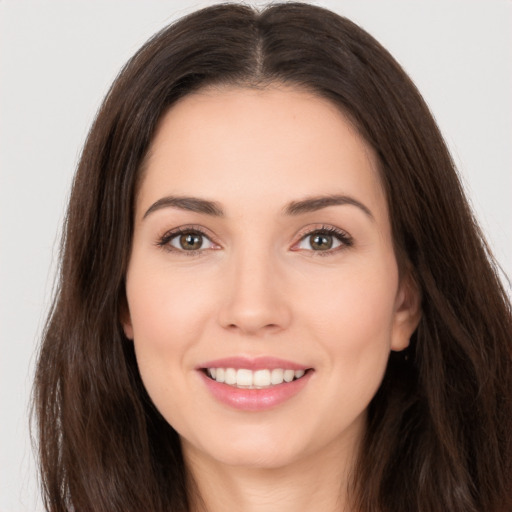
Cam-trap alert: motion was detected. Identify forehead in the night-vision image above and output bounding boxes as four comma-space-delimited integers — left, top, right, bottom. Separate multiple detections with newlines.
138, 85, 388, 221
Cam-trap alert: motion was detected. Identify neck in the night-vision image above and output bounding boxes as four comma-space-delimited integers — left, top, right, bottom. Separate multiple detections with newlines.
183, 434, 360, 512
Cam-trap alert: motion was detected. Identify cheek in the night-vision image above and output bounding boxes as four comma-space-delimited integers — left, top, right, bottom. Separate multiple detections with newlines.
126, 265, 212, 347
296, 257, 399, 402
296, 262, 399, 429
303, 260, 398, 337
124, 268, 212, 426
124, 265, 214, 401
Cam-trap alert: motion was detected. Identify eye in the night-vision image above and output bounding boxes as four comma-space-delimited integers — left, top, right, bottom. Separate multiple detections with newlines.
157, 228, 218, 253
294, 227, 353, 253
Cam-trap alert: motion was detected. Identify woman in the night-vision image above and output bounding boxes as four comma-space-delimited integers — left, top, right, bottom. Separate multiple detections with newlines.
33, 3, 512, 511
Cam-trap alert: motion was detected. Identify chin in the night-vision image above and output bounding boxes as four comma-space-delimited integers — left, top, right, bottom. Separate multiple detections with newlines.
183, 427, 308, 470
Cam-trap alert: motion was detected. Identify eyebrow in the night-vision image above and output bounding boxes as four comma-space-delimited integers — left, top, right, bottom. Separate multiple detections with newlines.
143, 196, 224, 219
284, 194, 374, 220
143, 193, 374, 220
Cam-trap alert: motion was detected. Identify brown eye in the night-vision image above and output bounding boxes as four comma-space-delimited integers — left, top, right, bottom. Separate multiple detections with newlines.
179, 233, 203, 250
294, 228, 352, 253
166, 231, 215, 252
309, 234, 333, 250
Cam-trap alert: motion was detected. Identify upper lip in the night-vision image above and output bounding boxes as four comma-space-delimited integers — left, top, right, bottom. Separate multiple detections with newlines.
197, 356, 310, 371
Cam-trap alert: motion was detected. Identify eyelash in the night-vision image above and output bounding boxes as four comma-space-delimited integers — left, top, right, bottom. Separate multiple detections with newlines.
156, 224, 353, 256
293, 225, 353, 256
156, 225, 218, 256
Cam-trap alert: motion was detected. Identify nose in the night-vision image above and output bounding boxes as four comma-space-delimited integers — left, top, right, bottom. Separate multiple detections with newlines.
217, 248, 292, 336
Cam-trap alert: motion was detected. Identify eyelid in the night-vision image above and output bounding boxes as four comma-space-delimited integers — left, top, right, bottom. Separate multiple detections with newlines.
290, 224, 353, 253
156, 224, 222, 254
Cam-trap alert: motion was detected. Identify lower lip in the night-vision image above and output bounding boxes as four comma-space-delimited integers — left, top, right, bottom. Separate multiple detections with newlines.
199, 370, 313, 411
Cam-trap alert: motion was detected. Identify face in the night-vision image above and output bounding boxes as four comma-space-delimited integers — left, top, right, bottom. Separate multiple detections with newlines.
123, 85, 420, 471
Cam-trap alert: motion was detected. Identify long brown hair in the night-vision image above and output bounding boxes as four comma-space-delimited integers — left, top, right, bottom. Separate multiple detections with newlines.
33, 3, 512, 511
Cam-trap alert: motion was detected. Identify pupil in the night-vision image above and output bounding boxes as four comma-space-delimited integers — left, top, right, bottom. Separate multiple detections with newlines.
311, 234, 332, 250
180, 233, 202, 250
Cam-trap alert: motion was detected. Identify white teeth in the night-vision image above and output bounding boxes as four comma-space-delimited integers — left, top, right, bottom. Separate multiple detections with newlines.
271, 368, 284, 384
283, 369, 295, 382
236, 369, 253, 387
208, 367, 308, 388
225, 368, 236, 385
253, 369, 270, 387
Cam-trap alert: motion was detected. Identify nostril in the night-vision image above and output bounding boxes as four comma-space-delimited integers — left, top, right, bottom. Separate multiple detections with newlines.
224, 322, 281, 333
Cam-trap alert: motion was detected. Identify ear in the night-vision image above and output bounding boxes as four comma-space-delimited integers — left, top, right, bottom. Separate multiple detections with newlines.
391, 271, 422, 352
119, 298, 134, 340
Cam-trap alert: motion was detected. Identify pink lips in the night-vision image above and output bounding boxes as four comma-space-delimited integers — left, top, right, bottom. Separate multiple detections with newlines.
197, 357, 313, 411
198, 356, 308, 371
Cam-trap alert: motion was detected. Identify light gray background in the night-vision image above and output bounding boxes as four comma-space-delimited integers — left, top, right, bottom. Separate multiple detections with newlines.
1, 1, 510, 510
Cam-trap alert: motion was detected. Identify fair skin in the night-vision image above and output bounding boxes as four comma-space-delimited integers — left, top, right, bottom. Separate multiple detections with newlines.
123, 85, 420, 512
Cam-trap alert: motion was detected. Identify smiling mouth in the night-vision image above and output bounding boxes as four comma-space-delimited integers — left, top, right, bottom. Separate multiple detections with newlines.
203, 368, 311, 389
